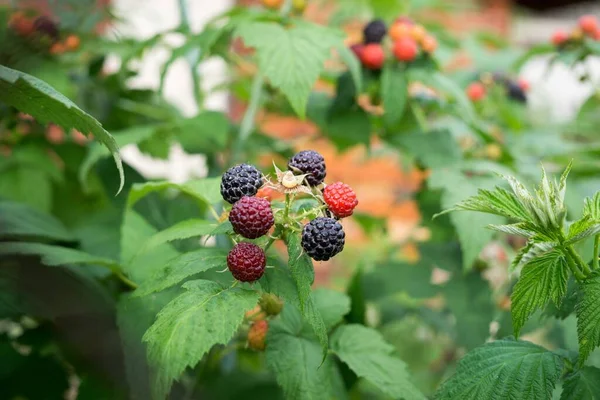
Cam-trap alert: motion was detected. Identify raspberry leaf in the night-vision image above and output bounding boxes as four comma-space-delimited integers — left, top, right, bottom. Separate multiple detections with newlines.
566, 214, 600, 245
133, 248, 227, 297
126, 178, 221, 208
560, 366, 600, 400
576, 271, 600, 365
143, 280, 259, 399
286, 233, 329, 357
236, 21, 343, 118
137, 219, 222, 256
435, 338, 564, 400
313, 289, 351, 330
330, 324, 425, 400
0, 65, 124, 193
511, 250, 569, 337
381, 63, 407, 126
266, 304, 346, 400
0, 242, 120, 270
583, 192, 600, 220
0, 201, 74, 242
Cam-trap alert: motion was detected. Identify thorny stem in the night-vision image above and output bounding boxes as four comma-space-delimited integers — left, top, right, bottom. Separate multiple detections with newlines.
594, 235, 599, 270
567, 245, 592, 277
564, 250, 586, 282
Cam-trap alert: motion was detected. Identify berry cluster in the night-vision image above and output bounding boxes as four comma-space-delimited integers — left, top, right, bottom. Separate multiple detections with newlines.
351, 17, 438, 70
221, 151, 359, 283
552, 15, 600, 47
8, 12, 80, 55
466, 72, 530, 104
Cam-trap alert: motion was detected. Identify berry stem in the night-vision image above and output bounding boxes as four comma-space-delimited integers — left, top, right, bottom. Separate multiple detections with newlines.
284, 194, 291, 220
563, 246, 586, 282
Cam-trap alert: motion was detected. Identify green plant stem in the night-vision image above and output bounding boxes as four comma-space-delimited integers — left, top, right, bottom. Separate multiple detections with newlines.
564, 250, 586, 282
115, 271, 139, 290
284, 194, 291, 221
594, 235, 599, 270
178, 0, 190, 32
232, 71, 265, 163
567, 245, 592, 277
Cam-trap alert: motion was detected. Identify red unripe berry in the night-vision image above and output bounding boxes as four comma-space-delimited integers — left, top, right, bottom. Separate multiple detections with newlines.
579, 15, 598, 36
551, 30, 568, 46
350, 44, 364, 60
360, 44, 385, 70
421, 34, 438, 53
324, 182, 359, 218
248, 320, 268, 351
466, 82, 486, 102
227, 242, 266, 282
393, 38, 418, 62
518, 78, 530, 92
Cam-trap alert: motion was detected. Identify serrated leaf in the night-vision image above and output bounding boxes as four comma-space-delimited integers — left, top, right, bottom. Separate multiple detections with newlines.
127, 178, 221, 208
313, 289, 350, 330
143, 280, 258, 399
236, 21, 342, 117
331, 324, 425, 400
0, 242, 120, 269
266, 305, 347, 400
511, 241, 558, 272
576, 271, 600, 365
583, 192, 600, 220
0, 201, 74, 242
137, 219, 220, 256
435, 338, 564, 400
487, 222, 535, 237
133, 248, 226, 297
381, 63, 407, 126
0, 65, 124, 193
567, 215, 600, 245
560, 366, 600, 400
286, 233, 328, 357
511, 250, 568, 337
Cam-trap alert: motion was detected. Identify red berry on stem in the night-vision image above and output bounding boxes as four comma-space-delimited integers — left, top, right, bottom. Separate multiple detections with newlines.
393, 38, 418, 62
360, 44, 385, 70
324, 182, 359, 218
579, 15, 598, 36
248, 320, 268, 351
229, 196, 274, 239
227, 242, 266, 282
551, 30, 568, 46
466, 82, 486, 102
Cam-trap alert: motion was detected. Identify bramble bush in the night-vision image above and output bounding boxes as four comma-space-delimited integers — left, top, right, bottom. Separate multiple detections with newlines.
2, 0, 600, 399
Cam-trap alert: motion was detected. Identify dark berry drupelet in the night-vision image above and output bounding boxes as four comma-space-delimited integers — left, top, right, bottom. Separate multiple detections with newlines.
507, 81, 527, 103
229, 196, 274, 239
287, 150, 326, 187
221, 164, 264, 204
33, 16, 59, 41
301, 217, 345, 261
227, 242, 266, 282
363, 19, 387, 44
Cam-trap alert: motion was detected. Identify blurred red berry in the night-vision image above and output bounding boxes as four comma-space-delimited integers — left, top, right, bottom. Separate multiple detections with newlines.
579, 15, 598, 36
393, 38, 418, 62
46, 125, 65, 144
518, 78, 530, 92
360, 44, 385, 70
72, 130, 88, 145
421, 34, 438, 53
551, 30, 568, 46
350, 43, 365, 60
466, 82, 486, 102
324, 182, 359, 218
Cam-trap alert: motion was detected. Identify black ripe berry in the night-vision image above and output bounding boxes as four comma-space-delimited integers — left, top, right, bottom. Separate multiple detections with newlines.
507, 81, 527, 103
287, 150, 326, 187
363, 19, 387, 44
221, 164, 264, 204
33, 16, 59, 41
301, 217, 345, 261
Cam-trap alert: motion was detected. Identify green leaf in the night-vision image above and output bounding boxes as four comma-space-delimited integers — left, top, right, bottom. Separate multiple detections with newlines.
266, 304, 347, 400
396, 129, 462, 169
0, 201, 74, 242
566, 215, 600, 245
511, 250, 568, 337
435, 338, 564, 400
0, 65, 124, 193
0, 242, 120, 269
127, 178, 221, 208
286, 233, 329, 357
138, 219, 221, 255
511, 241, 558, 272
325, 109, 371, 150
331, 324, 425, 400
236, 21, 343, 117
584, 192, 600, 220
576, 271, 600, 365
143, 280, 258, 399
381, 63, 407, 126
313, 289, 350, 330
335, 43, 362, 94
560, 366, 600, 400
133, 248, 227, 297
176, 111, 229, 154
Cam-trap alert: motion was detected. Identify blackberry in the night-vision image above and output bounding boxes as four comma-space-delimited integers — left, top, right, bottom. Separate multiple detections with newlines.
221, 164, 264, 204
287, 150, 326, 187
33, 16, 59, 41
507, 81, 527, 103
301, 217, 345, 261
227, 242, 266, 282
363, 19, 387, 44
229, 196, 274, 239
